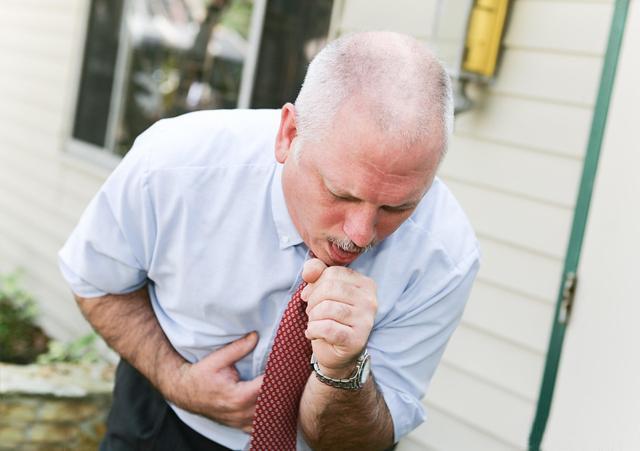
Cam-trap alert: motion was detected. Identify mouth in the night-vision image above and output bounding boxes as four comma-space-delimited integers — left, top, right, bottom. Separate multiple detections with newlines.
326, 240, 363, 265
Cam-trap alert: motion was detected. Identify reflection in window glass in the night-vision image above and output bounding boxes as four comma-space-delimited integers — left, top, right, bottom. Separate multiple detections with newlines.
115, 0, 254, 155
251, 0, 333, 108
73, 0, 253, 156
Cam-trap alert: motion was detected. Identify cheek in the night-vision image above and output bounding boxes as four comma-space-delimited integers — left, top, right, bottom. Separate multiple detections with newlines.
317, 206, 344, 230
312, 199, 346, 234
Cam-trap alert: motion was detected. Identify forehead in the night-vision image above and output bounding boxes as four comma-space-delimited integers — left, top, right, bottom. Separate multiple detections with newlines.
304, 108, 441, 205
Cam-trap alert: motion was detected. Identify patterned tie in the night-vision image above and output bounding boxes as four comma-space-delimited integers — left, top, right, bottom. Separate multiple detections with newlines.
250, 280, 312, 450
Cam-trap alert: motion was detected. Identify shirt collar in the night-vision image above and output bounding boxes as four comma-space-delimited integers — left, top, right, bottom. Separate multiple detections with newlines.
271, 163, 305, 250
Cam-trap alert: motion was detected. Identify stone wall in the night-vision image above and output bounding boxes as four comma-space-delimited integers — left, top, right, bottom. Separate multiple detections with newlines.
0, 363, 114, 450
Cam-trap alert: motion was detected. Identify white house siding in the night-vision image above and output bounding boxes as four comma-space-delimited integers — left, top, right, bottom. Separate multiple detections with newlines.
0, 0, 108, 340
543, 1, 640, 450
0, 0, 625, 448
330, 0, 614, 449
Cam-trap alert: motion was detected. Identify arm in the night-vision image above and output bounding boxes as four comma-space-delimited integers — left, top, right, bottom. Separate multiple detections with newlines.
75, 286, 263, 432
300, 372, 393, 450
298, 261, 394, 450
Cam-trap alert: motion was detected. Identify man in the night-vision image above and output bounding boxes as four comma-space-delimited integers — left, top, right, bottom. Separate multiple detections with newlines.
59, 31, 479, 450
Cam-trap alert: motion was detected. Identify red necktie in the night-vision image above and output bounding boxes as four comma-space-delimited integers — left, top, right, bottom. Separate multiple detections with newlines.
250, 280, 312, 450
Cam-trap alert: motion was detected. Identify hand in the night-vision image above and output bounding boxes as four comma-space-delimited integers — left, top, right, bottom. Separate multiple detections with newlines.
169, 332, 264, 433
301, 259, 377, 378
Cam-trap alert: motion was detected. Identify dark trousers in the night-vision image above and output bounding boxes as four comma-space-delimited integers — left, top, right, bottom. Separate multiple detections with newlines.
100, 359, 231, 451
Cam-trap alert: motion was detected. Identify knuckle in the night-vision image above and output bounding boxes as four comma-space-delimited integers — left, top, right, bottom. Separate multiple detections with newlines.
325, 266, 342, 278
336, 303, 351, 322
334, 326, 350, 344
314, 321, 331, 339
342, 282, 356, 298
370, 296, 378, 312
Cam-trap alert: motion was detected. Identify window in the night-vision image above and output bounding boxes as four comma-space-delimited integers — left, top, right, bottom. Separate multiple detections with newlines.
72, 0, 333, 157
251, 0, 333, 108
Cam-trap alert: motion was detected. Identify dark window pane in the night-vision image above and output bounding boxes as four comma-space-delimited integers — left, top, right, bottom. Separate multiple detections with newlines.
73, 0, 124, 147
250, 0, 333, 108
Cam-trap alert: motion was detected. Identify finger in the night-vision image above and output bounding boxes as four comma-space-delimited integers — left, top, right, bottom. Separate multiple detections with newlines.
208, 332, 259, 368
218, 405, 256, 431
306, 319, 353, 346
307, 299, 353, 326
305, 279, 359, 312
241, 406, 258, 433
234, 374, 264, 407
302, 258, 327, 284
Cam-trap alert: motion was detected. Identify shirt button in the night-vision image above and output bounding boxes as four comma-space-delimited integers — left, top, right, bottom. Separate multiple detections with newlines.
281, 236, 289, 244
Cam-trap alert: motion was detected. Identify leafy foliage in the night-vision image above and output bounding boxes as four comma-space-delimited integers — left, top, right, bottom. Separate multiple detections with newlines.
37, 332, 102, 364
0, 271, 49, 364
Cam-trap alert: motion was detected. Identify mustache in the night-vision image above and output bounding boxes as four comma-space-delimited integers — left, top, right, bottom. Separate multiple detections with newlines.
328, 236, 375, 254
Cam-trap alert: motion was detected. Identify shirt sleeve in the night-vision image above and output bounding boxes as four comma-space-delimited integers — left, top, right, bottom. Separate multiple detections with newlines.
368, 249, 480, 442
58, 126, 159, 298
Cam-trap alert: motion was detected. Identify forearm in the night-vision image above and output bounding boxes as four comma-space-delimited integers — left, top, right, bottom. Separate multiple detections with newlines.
75, 287, 186, 405
299, 373, 394, 451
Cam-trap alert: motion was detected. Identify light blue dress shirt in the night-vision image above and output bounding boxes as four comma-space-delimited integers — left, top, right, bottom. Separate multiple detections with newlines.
59, 109, 480, 450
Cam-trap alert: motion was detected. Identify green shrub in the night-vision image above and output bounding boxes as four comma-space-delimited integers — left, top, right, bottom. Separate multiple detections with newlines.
37, 332, 102, 364
0, 271, 49, 363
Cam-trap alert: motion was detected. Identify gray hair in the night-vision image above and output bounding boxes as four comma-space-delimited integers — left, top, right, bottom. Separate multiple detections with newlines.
294, 31, 453, 160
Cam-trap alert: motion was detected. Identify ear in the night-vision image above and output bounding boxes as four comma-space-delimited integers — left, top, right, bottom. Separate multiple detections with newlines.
275, 103, 298, 164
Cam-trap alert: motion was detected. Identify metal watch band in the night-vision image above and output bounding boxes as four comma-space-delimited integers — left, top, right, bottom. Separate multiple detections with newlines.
310, 350, 370, 390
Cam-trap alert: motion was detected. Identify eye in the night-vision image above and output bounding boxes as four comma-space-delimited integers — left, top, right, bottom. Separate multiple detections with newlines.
381, 205, 414, 214
328, 188, 357, 202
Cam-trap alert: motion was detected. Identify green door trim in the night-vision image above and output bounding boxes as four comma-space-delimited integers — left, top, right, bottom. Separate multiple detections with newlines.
528, 1, 631, 449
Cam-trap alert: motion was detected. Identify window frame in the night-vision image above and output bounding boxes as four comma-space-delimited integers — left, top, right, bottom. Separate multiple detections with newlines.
64, 0, 268, 168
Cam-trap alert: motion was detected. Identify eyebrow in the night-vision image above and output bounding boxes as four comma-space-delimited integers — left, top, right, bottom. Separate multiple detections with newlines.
325, 181, 421, 210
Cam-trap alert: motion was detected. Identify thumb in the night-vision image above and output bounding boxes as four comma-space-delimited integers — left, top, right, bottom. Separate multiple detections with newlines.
208, 331, 259, 368
302, 258, 327, 284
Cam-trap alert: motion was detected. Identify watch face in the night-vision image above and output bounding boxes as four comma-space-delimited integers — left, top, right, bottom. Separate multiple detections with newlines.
360, 354, 372, 385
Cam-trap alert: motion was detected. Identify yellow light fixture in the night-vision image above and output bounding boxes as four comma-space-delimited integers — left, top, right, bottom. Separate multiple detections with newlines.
462, 0, 510, 78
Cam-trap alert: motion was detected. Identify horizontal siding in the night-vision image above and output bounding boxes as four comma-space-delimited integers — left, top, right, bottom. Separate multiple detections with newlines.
0, 71, 69, 115
1, 48, 71, 86
426, 364, 534, 448
493, 49, 603, 106
0, 130, 106, 207
0, 0, 99, 342
504, 1, 613, 55
0, 181, 72, 249
339, 0, 438, 39
0, 96, 67, 138
0, 205, 90, 341
445, 324, 544, 401
0, 0, 79, 10
454, 95, 593, 159
440, 136, 582, 208
477, 237, 562, 302
0, 24, 76, 60
463, 280, 554, 354
0, 3, 79, 33
399, 406, 521, 451
447, 180, 573, 259
331, 0, 613, 449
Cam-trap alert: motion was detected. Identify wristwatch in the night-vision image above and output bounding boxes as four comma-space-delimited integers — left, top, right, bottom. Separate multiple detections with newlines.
310, 350, 371, 390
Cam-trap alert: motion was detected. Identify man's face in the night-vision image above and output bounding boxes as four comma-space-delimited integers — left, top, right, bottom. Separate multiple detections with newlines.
275, 103, 442, 266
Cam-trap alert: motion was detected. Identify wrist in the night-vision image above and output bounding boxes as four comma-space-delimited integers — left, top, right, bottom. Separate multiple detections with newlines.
317, 361, 358, 379
158, 359, 191, 407
311, 350, 371, 391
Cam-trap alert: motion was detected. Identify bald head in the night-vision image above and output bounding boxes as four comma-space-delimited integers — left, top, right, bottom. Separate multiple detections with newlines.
294, 31, 453, 160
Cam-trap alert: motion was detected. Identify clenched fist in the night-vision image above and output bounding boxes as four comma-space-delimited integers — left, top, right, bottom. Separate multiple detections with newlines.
300, 258, 377, 378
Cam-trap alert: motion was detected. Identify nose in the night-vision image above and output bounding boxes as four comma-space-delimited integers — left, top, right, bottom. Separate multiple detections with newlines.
343, 204, 377, 248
